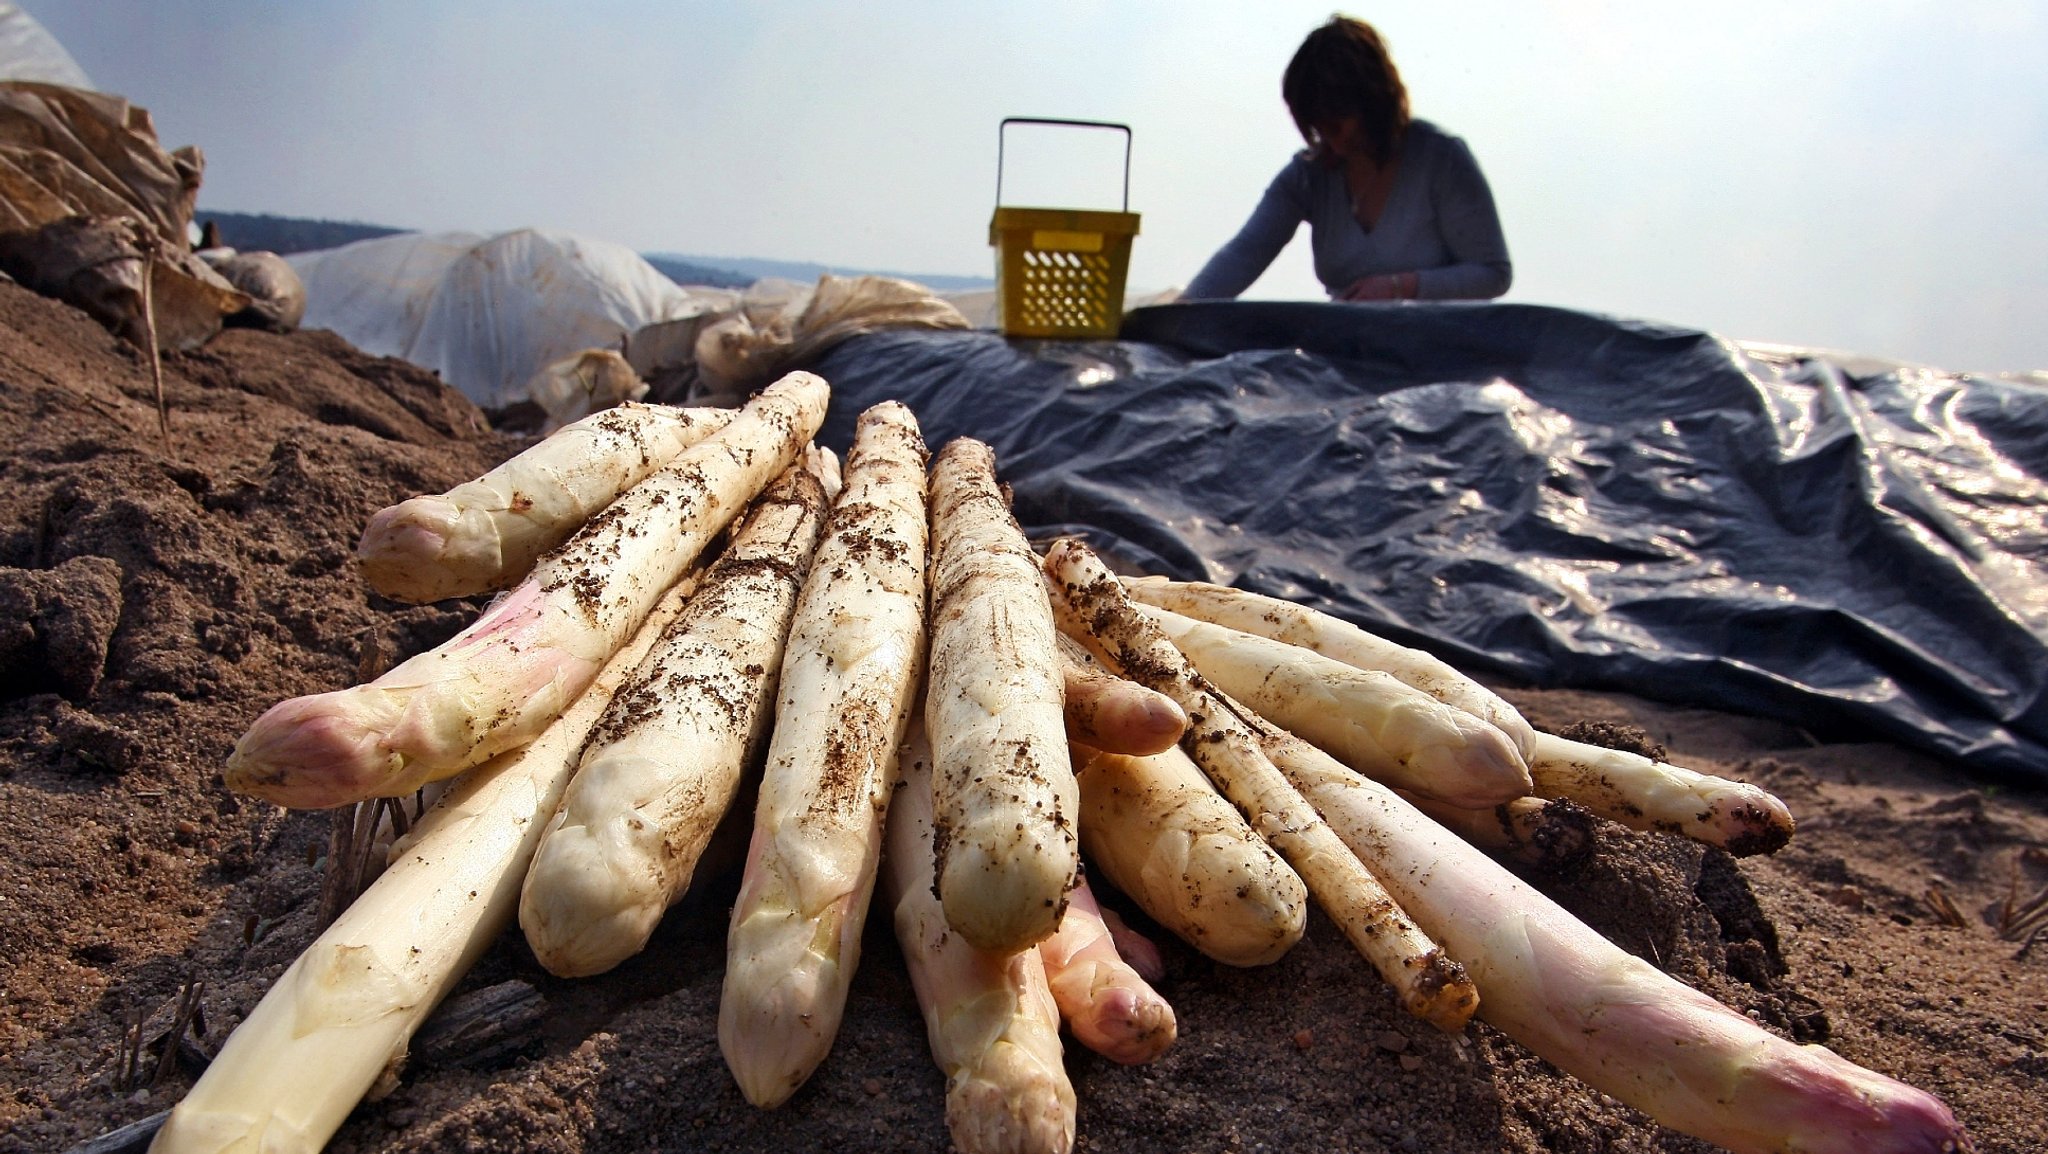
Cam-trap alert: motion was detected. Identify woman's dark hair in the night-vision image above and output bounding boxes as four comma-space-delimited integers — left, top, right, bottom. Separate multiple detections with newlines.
1282, 15, 1411, 167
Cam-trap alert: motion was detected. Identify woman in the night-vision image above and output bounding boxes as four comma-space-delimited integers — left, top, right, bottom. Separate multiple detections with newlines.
1184, 16, 1511, 303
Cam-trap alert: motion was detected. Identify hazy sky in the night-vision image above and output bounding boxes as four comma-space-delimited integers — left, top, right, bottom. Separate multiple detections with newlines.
31, 1, 2048, 373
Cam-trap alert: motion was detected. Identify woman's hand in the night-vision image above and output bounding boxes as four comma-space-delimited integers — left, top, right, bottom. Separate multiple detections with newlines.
1340, 271, 1420, 301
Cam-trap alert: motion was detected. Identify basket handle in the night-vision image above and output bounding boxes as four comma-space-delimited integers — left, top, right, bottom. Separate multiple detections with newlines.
996, 117, 1132, 213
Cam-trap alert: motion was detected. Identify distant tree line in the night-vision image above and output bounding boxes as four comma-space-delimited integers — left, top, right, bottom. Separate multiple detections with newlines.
639, 255, 754, 290
194, 211, 405, 255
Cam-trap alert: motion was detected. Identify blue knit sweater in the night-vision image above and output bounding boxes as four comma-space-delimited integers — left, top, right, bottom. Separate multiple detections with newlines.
1184, 119, 1511, 302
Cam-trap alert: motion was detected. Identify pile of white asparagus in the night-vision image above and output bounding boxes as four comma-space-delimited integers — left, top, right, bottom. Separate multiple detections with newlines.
147, 374, 1974, 1154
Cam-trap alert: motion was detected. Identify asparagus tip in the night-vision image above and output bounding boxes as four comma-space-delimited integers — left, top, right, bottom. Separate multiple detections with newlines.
226, 691, 404, 809
1073, 987, 1178, 1066
945, 1041, 1077, 1154
356, 497, 469, 602
939, 838, 1071, 953
717, 956, 843, 1109
1761, 1041, 1973, 1154
520, 834, 663, 978
1715, 789, 1797, 856
1424, 710, 1534, 806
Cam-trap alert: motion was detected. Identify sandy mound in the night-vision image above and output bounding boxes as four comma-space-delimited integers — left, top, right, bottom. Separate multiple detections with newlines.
0, 278, 2041, 1153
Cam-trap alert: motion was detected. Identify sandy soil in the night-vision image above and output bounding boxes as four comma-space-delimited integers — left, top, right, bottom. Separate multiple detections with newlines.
0, 278, 2041, 1153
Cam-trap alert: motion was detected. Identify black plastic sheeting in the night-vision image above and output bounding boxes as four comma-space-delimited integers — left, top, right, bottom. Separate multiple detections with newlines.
809, 302, 2048, 784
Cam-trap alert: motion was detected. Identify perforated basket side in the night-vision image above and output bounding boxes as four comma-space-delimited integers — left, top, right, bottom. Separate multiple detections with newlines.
990, 207, 1140, 339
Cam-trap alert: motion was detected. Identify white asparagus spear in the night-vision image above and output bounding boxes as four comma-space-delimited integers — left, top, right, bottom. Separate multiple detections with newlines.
518, 460, 832, 977
1036, 873, 1177, 1065
885, 718, 1076, 1154
149, 577, 697, 1154
1070, 742, 1305, 967
1134, 603, 1531, 809
925, 437, 1079, 952
809, 443, 844, 502
227, 373, 828, 809
1265, 730, 1969, 1154
1527, 731, 1797, 856
1045, 539, 1478, 1031
1120, 575, 1538, 759
1057, 634, 1186, 756
719, 400, 930, 1108
359, 402, 734, 603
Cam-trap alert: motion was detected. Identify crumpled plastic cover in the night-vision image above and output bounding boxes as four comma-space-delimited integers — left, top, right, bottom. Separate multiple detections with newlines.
0, 6, 93, 92
0, 81, 202, 249
692, 273, 969, 400
811, 301, 2048, 784
289, 228, 728, 408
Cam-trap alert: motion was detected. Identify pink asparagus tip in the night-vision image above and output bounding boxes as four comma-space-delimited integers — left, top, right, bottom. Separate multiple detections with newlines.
225, 691, 403, 809
360, 496, 443, 544
1793, 1051, 1974, 1154
1073, 987, 1177, 1066
1445, 715, 1535, 806
1104, 693, 1188, 757
357, 498, 455, 566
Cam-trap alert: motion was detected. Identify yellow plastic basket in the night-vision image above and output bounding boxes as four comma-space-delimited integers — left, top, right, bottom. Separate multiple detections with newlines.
989, 119, 1141, 339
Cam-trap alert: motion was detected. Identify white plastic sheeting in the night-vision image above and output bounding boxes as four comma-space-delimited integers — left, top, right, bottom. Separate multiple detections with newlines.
288, 227, 728, 407
0, 4, 92, 90
692, 274, 968, 397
